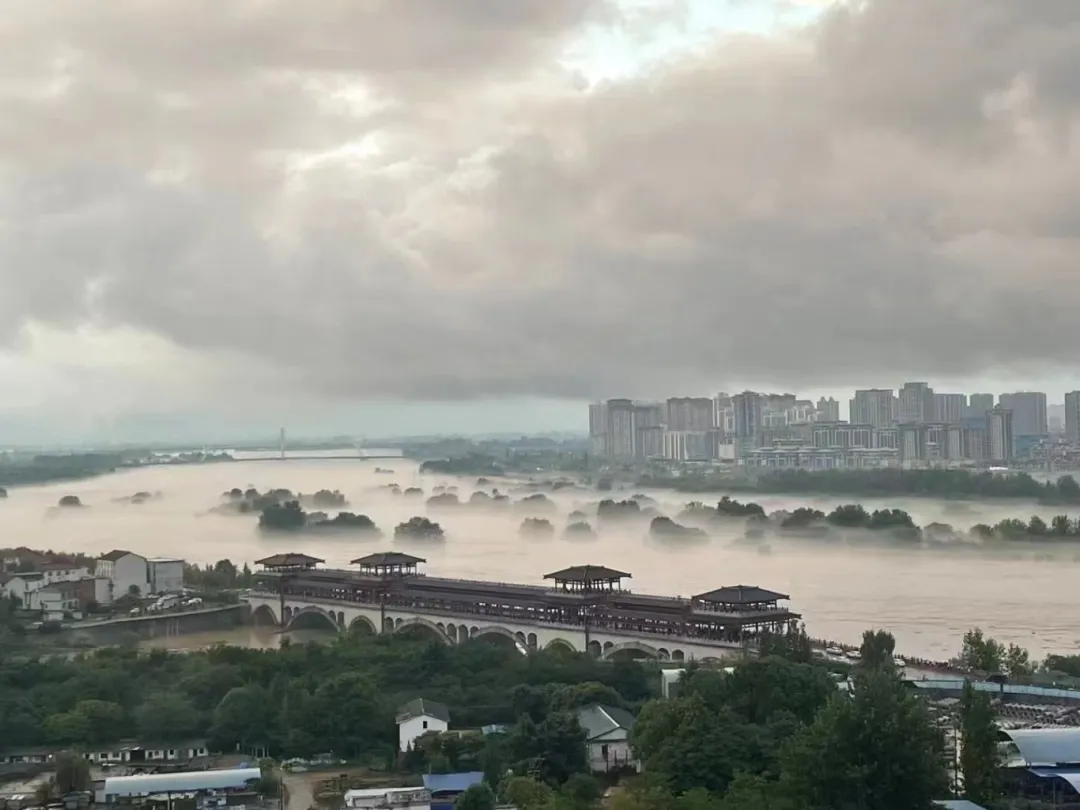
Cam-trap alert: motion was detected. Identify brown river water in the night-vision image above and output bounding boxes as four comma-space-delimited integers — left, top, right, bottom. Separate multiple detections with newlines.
3, 456, 1078, 661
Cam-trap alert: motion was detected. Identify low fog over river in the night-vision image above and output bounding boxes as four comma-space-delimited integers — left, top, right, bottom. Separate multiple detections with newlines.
3, 457, 1077, 660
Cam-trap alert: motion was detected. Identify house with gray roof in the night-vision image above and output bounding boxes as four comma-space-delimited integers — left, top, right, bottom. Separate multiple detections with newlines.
396, 699, 450, 753
576, 703, 640, 773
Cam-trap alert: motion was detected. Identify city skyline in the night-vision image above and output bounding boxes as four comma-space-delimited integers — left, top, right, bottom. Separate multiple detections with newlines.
587, 382, 1074, 469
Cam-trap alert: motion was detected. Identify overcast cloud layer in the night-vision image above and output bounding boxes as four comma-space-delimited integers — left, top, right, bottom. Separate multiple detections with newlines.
2, 0, 1080, 405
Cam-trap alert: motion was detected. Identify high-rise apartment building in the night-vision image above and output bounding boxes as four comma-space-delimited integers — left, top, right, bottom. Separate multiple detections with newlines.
605, 399, 636, 460
588, 402, 609, 457
666, 397, 714, 432
898, 382, 935, 424
987, 407, 1015, 463
816, 397, 840, 422
967, 394, 994, 418
998, 392, 1048, 437
713, 393, 733, 437
933, 393, 967, 424
1065, 391, 1080, 444
733, 391, 765, 441
851, 389, 896, 429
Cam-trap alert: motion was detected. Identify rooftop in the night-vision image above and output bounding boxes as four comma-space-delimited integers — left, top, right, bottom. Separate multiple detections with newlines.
254, 553, 324, 568
576, 703, 637, 741
693, 585, 789, 605
396, 698, 450, 725
0, 571, 44, 583
1001, 728, 1080, 766
99, 549, 138, 562
39, 560, 82, 571
422, 772, 483, 795
103, 768, 261, 797
350, 552, 426, 567
544, 565, 631, 583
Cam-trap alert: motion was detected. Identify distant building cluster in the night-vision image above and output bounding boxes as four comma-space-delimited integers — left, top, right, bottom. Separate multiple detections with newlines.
589, 384, 1077, 470
0, 546, 184, 621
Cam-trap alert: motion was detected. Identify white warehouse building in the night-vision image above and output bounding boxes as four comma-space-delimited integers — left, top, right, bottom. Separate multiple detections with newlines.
148, 558, 185, 594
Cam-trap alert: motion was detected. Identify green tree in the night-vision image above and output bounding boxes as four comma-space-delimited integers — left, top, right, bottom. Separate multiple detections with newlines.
959, 680, 1000, 806
1003, 644, 1033, 678
859, 629, 897, 671
209, 684, 276, 752
455, 783, 496, 810
632, 693, 762, 795
310, 673, 386, 758
136, 692, 200, 741
502, 776, 553, 810
54, 751, 92, 794
781, 668, 947, 810
560, 773, 601, 809
960, 628, 1004, 672
508, 711, 588, 785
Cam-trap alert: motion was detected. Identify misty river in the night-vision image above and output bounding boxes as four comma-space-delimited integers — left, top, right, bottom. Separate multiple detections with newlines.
3, 456, 1078, 661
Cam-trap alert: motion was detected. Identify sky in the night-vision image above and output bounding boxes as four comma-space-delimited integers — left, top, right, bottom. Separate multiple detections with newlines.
3, 0, 1080, 445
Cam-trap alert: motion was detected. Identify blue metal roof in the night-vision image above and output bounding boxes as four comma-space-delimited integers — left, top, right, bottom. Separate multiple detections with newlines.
1028, 768, 1080, 795
934, 801, 988, 810
1003, 729, 1080, 766
909, 679, 1080, 702
422, 772, 484, 794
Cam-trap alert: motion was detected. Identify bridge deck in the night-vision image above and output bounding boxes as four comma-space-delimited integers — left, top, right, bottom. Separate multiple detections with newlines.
255, 568, 799, 646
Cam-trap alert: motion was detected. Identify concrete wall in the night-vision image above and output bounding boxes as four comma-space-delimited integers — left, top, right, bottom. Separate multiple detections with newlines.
247, 593, 743, 663
66, 604, 246, 646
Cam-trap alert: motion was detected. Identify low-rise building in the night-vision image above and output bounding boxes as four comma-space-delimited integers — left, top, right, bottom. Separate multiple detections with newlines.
147, 557, 184, 594
576, 703, 640, 774
343, 787, 431, 810
0, 572, 45, 608
84, 740, 209, 764
396, 699, 450, 753
422, 773, 483, 810
95, 550, 150, 601
39, 560, 90, 585
28, 577, 110, 619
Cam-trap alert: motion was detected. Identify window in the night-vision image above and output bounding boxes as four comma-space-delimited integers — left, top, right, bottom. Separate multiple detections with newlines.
422, 721, 428, 729
601, 744, 609, 760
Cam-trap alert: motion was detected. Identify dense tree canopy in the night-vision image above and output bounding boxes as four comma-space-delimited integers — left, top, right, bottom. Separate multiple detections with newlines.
651, 468, 1080, 504
0, 634, 650, 760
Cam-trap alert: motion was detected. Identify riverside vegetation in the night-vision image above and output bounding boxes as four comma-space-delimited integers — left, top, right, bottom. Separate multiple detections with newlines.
678, 495, 1080, 544
2, 625, 1072, 810
643, 468, 1080, 505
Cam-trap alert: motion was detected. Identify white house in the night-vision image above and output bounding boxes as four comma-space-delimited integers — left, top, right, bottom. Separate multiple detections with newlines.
147, 557, 185, 594
95, 550, 150, 601
576, 703, 640, 774
396, 698, 449, 753
0, 571, 45, 608
84, 741, 210, 764
343, 787, 430, 810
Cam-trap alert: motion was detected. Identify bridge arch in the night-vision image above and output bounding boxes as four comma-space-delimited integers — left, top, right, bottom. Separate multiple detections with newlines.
284, 606, 341, 634
544, 638, 577, 653
471, 626, 518, 644
393, 617, 453, 645
348, 615, 378, 635
251, 604, 278, 626
602, 640, 660, 660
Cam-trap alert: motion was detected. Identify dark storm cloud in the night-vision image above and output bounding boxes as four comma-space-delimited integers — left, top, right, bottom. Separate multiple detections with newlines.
2, 0, 1080, 400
